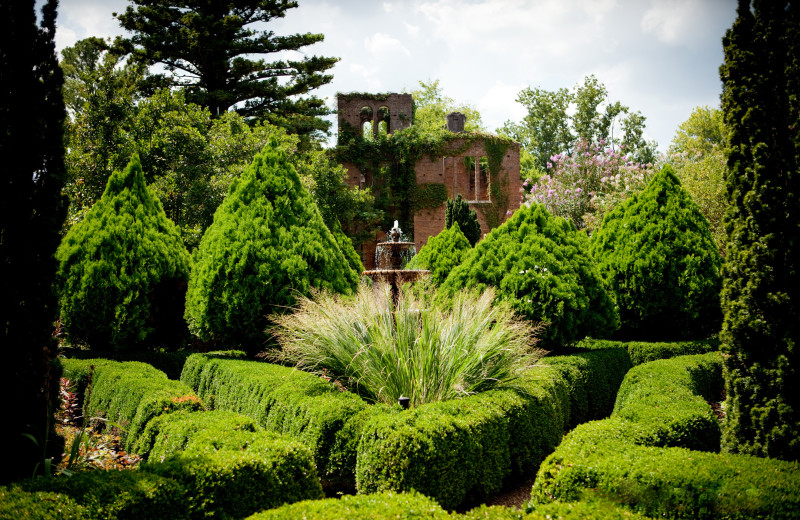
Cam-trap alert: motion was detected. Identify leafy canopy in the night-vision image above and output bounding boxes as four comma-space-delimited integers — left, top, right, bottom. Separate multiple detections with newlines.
590, 165, 722, 340
116, 0, 338, 143
185, 141, 359, 350
441, 203, 619, 347
499, 75, 657, 170
56, 154, 192, 351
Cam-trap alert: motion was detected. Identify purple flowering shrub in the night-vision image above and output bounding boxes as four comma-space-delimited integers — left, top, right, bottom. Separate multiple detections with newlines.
522, 139, 653, 231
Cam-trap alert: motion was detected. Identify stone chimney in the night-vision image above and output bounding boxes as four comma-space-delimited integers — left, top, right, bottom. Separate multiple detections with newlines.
446, 112, 467, 133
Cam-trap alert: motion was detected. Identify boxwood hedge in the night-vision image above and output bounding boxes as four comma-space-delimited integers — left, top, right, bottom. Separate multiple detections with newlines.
61, 358, 202, 453
576, 338, 718, 365
531, 353, 800, 518
180, 353, 374, 490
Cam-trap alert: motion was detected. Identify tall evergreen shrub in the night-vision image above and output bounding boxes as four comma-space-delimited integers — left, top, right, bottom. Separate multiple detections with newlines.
440, 203, 618, 347
445, 194, 482, 246
407, 222, 471, 285
1, 0, 68, 482
56, 154, 191, 351
719, 0, 800, 461
185, 142, 359, 349
590, 165, 722, 340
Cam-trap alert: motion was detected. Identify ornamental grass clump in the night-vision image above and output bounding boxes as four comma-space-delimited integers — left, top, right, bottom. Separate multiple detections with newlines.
270, 284, 543, 408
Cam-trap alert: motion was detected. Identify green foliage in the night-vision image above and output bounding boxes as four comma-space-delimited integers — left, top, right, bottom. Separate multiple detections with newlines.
141, 414, 323, 519
61, 358, 202, 454
530, 418, 800, 519
668, 106, 728, 255
413, 183, 449, 211
185, 143, 359, 349
61, 37, 145, 227
499, 75, 656, 169
272, 284, 542, 408
445, 195, 482, 246
17, 469, 188, 520
590, 165, 722, 340
116, 0, 338, 143
0, 488, 88, 519
577, 338, 719, 366
408, 222, 472, 285
56, 154, 192, 351
357, 367, 571, 510
612, 353, 723, 452
180, 353, 371, 490
405, 79, 486, 135
441, 203, 619, 347
1, 0, 68, 483
247, 491, 451, 520
541, 348, 633, 429
719, 0, 800, 461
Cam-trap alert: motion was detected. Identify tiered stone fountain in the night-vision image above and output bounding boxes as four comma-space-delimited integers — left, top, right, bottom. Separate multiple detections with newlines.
362, 221, 430, 304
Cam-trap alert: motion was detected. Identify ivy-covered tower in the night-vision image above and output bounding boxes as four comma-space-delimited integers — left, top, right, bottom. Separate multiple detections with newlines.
719, 0, 800, 461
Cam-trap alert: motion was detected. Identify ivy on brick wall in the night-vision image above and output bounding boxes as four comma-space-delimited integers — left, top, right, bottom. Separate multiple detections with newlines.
334, 122, 514, 237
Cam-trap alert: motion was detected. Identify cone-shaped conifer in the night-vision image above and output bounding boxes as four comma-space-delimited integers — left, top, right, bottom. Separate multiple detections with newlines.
441, 204, 618, 347
56, 154, 191, 351
408, 222, 471, 285
590, 164, 722, 340
719, 0, 800, 461
445, 194, 482, 246
185, 143, 359, 349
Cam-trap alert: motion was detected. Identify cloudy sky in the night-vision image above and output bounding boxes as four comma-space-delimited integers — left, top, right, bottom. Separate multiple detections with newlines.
52, 0, 737, 152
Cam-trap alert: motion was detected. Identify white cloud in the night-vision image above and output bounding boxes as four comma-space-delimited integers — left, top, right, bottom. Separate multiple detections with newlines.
364, 33, 411, 56
349, 63, 382, 89
641, 0, 715, 46
404, 22, 421, 38
477, 80, 527, 130
383, 2, 393, 12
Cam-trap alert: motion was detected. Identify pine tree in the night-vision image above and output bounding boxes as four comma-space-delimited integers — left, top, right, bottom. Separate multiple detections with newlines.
185, 142, 359, 350
441, 204, 618, 347
408, 222, 471, 285
1, 0, 68, 483
116, 0, 338, 143
590, 165, 722, 340
56, 154, 192, 351
445, 194, 482, 246
719, 0, 800, 461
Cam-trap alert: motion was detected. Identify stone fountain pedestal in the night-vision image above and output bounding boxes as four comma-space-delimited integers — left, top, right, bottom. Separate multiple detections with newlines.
362, 222, 429, 304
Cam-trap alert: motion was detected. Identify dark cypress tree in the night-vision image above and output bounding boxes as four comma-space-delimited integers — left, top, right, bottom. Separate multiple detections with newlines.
185, 142, 359, 350
0, 0, 68, 482
56, 154, 192, 351
445, 194, 482, 246
719, 0, 800, 461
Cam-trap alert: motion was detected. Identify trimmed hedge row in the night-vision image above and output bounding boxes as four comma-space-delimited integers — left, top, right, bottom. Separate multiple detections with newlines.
7, 409, 324, 519
0, 488, 87, 519
245, 491, 649, 519
541, 347, 633, 429
180, 347, 634, 509
61, 358, 202, 453
180, 353, 374, 489
531, 353, 800, 518
576, 338, 718, 365
530, 419, 800, 518
356, 347, 633, 510
613, 352, 723, 452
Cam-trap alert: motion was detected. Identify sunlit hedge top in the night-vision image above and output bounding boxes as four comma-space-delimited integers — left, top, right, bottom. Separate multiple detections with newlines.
590, 164, 722, 340
440, 203, 619, 347
56, 154, 191, 351
185, 142, 359, 349
407, 222, 471, 285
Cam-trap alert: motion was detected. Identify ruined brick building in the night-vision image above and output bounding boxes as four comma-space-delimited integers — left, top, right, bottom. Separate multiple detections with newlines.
336, 93, 522, 269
